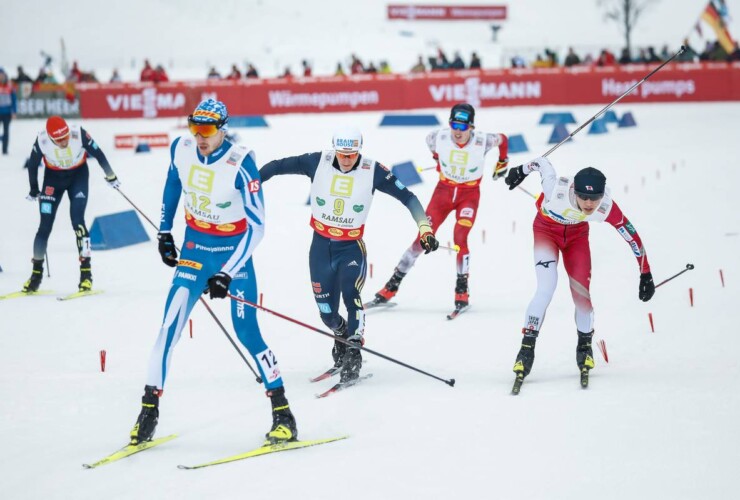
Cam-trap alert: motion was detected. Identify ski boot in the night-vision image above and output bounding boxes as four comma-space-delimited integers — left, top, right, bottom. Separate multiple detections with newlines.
265, 386, 298, 445
340, 335, 363, 383
454, 273, 469, 308
577, 330, 595, 387
374, 268, 406, 304
79, 257, 92, 292
513, 328, 539, 378
331, 318, 349, 369
130, 385, 160, 445
22, 259, 45, 293
512, 328, 538, 394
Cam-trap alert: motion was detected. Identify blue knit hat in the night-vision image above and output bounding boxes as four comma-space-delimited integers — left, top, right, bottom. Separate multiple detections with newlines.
190, 99, 229, 128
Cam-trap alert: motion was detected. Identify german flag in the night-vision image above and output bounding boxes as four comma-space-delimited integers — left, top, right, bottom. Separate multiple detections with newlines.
701, 1, 735, 53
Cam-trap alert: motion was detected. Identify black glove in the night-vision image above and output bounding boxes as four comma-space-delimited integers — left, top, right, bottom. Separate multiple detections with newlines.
26, 187, 40, 201
505, 165, 528, 190
639, 272, 655, 302
204, 272, 232, 299
419, 226, 439, 254
492, 157, 509, 180
157, 232, 178, 267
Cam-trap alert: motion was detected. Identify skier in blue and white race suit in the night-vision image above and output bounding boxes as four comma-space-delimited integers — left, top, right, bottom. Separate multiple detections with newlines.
129, 99, 298, 446
260, 127, 439, 383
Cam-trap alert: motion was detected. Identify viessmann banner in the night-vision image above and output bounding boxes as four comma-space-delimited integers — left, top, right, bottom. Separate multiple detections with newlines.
76, 63, 740, 119
387, 4, 508, 20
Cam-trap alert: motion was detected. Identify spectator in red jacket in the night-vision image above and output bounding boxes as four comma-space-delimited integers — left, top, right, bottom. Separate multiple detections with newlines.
68, 61, 84, 83
302, 60, 312, 77
227, 64, 242, 80
140, 60, 156, 82
596, 49, 616, 66
154, 65, 169, 83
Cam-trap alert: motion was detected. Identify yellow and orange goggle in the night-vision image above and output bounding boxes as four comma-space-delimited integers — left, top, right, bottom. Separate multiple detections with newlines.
335, 151, 359, 160
187, 116, 224, 138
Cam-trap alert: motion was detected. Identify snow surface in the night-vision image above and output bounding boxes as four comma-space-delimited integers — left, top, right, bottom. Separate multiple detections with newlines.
1, 101, 739, 499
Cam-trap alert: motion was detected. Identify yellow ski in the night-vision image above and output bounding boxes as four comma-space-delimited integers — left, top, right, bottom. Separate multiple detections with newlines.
0, 290, 55, 300
83, 434, 177, 469
177, 436, 348, 470
57, 289, 105, 301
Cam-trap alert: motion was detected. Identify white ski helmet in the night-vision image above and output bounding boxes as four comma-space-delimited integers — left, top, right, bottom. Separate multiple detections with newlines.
332, 126, 363, 153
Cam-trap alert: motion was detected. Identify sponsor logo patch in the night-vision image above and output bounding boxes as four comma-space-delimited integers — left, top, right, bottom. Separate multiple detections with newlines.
527, 315, 540, 329
176, 271, 197, 281
617, 226, 633, 242
45, 186, 55, 195
457, 219, 473, 227
317, 302, 332, 314
41, 202, 52, 214
216, 223, 236, 232
460, 207, 474, 218
178, 259, 203, 270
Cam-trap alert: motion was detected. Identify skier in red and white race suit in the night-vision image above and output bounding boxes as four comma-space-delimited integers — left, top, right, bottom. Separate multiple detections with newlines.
374, 103, 509, 310
504, 156, 656, 380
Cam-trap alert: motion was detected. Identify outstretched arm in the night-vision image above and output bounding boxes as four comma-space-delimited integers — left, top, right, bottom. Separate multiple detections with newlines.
373, 164, 427, 227
26, 139, 43, 197
259, 152, 322, 183
373, 163, 438, 252
81, 127, 115, 178
606, 202, 651, 274
159, 138, 183, 233
606, 201, 654, 301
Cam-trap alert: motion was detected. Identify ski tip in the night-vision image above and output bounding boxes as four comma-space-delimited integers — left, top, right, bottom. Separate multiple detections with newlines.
177, 464, 191, 470
82, 464, 93, 469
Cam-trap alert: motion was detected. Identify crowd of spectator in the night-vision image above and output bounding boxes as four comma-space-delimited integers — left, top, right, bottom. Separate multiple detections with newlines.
512, 39, 740, 69
7, 38, 740, 89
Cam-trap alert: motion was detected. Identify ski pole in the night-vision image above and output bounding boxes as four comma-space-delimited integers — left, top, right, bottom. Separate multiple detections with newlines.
417, 165, 436, 172
541, 45, 686, 159
113, 187, 263, 384
45, 252, 51, 278
516, 186, 538, 199
655, 263, 694, 289
439, 244, 460, 252
228, 293, 456, 387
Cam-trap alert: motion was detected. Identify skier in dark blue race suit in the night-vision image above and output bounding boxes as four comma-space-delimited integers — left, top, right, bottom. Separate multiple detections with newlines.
129, 99, 298, 446
260, 126, 439, 383
23, 115, 119, 293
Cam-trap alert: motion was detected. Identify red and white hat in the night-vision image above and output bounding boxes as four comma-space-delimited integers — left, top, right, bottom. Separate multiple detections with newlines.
46, 116, 70, 141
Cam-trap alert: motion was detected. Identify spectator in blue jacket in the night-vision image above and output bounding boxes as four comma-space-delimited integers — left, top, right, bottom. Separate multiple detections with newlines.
0, 68, 17, 155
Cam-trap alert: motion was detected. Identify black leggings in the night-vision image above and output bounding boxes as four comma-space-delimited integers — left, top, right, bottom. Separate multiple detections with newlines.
33, 164, 90, 260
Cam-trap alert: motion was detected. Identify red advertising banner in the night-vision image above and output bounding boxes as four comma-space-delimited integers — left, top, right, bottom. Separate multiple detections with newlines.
76, 63, 740, 120
114, 133, 170, 149
387, 4, 507, 20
